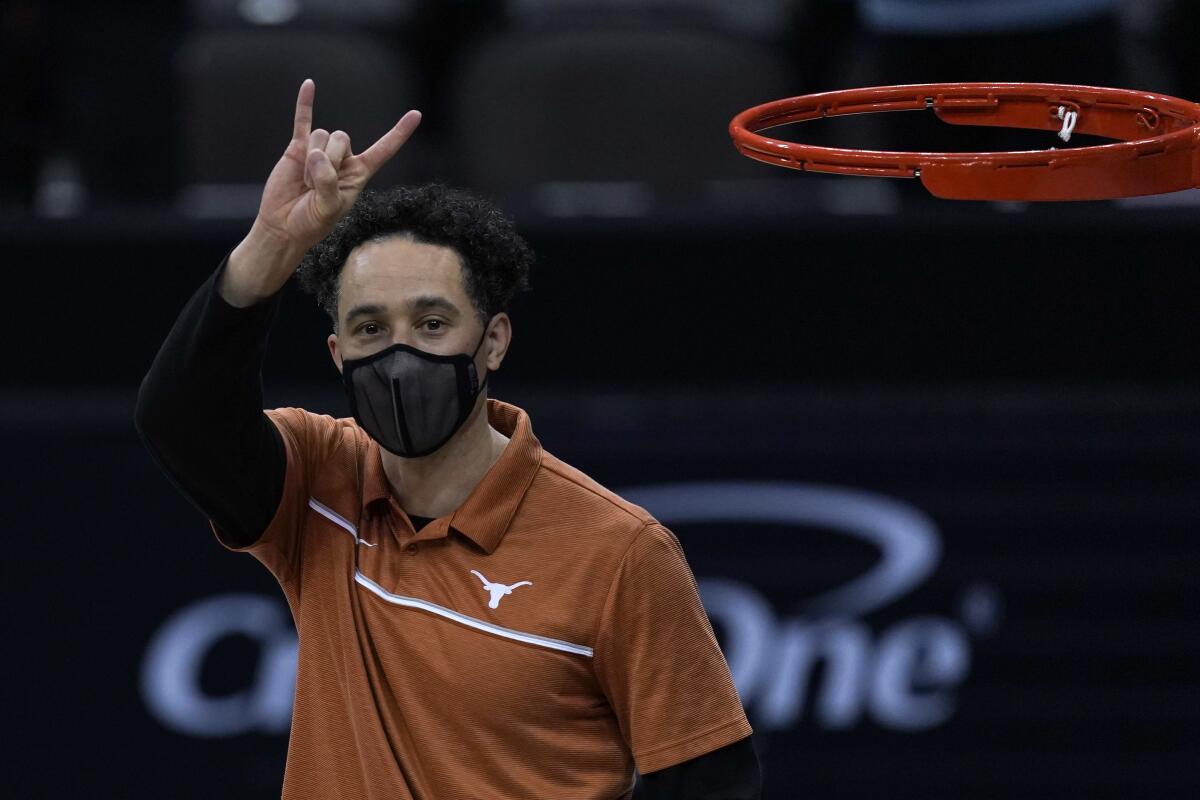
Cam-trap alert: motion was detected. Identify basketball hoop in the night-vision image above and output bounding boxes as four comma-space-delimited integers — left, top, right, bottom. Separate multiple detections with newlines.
729, 83, 1200, 201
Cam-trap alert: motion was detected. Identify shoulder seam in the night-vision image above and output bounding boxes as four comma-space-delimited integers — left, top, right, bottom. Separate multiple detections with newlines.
538, 457, 652, 526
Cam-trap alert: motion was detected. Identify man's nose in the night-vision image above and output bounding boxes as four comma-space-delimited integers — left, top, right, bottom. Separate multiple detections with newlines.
388, 328, 416, 347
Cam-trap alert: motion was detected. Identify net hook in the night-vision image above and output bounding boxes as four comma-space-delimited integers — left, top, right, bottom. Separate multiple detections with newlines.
1056, 106, 1079, 143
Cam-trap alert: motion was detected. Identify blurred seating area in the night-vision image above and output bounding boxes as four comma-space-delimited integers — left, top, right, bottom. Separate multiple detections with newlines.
4, 0, 1197, 220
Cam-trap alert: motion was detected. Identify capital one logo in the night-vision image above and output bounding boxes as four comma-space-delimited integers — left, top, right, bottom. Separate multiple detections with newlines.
140, 594, 297, 737
619, 481, 1001, 732
141, 481, 998, 737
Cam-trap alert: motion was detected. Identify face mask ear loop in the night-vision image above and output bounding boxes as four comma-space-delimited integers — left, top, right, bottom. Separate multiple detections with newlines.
469, 315, 493, 396
472, 316, 491, 356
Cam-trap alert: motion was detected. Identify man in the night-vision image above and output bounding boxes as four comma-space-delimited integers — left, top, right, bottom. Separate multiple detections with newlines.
134, 78, 760, 799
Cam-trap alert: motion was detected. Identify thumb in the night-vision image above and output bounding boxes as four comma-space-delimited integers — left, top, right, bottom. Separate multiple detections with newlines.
308, 148, 341, 220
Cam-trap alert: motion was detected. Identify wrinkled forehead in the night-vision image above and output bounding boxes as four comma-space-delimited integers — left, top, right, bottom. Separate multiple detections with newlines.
337, 236, 469, 321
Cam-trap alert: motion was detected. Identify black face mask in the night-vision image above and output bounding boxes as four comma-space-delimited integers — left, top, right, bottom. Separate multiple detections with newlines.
340, 321, 491, 458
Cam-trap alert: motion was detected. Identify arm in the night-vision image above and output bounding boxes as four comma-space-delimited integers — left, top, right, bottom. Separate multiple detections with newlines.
133, 78, 421, 545
594, 522, 755, 783
636, 735, 762, 800
132, 237, 292, 547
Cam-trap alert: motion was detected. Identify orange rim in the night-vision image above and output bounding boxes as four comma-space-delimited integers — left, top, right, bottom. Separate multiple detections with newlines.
729, 83, 1200, 200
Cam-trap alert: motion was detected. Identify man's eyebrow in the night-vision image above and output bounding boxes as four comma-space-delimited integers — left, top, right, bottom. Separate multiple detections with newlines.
344, 296, 462, 324
345, 303, 387, 324
408, 295, 462, 315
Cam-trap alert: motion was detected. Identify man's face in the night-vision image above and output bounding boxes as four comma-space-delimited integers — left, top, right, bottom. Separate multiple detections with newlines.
327, 235, 510, 375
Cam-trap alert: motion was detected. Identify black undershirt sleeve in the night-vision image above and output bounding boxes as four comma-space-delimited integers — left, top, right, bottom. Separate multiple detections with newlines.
634, 735, 762, 800
133, 248, 289, 548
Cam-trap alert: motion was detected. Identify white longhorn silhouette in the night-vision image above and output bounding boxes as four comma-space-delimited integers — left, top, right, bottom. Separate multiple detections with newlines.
471, 569, 533, 609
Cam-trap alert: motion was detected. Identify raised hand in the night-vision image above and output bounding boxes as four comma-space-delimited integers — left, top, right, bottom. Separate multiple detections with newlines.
257, 78, 422, 252
221, 78, 421, 306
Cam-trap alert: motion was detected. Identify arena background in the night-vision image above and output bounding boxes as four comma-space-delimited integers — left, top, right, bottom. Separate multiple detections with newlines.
4, 1, 1197, 797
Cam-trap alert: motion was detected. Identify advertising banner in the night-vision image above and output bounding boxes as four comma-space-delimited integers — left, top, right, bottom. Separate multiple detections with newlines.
8, 389, 1196, 798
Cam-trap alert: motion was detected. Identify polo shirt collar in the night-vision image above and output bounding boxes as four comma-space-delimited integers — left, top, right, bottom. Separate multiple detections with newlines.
360, 398, 542, 554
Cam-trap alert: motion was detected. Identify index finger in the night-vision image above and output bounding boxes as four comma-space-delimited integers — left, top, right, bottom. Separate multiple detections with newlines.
357, 109, 422, 178
292, 78, 314, 143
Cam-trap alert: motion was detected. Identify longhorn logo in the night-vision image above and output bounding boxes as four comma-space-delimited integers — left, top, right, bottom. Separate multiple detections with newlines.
470, 570, 533, 609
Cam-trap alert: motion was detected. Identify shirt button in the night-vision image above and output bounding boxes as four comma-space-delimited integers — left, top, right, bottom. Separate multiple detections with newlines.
405, 543, 419, 555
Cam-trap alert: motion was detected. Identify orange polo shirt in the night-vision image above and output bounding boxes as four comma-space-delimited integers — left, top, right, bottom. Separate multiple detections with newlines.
211, 397, 751, 799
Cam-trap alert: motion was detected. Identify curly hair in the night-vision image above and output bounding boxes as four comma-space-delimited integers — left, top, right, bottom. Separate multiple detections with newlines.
296, 183, 534, 333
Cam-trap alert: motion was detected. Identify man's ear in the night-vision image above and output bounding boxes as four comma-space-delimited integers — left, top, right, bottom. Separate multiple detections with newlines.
485, 313, 512, 372
327, 332, 343, 374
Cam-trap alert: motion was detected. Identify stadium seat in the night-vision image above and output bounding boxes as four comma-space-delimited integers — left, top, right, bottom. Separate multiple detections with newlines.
186, 0, 418, 30
505, 0, 794, 40
175, 28, 429, 218
447, 25, 796, 215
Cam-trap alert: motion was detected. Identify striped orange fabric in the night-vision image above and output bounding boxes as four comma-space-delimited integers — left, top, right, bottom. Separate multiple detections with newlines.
212, 397, 751, 799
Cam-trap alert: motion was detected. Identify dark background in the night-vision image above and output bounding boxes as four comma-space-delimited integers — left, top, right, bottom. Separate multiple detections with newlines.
4, 1, 1198, 797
